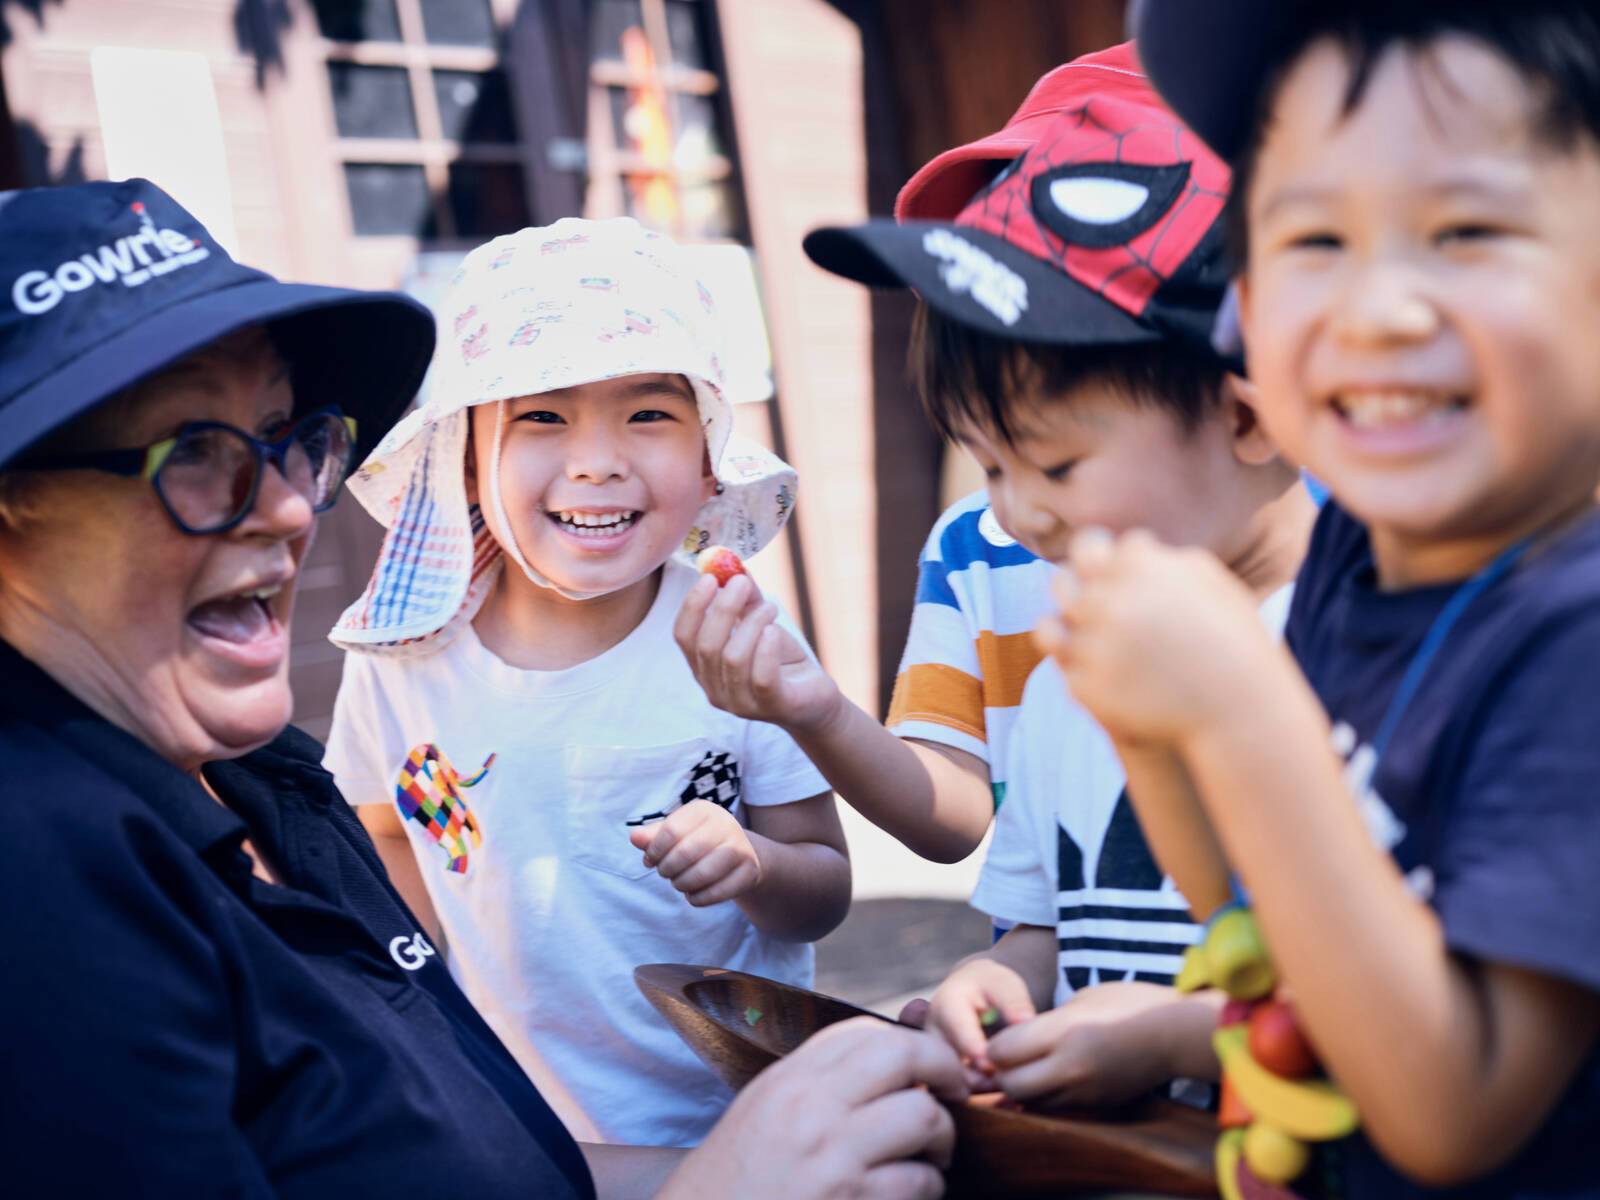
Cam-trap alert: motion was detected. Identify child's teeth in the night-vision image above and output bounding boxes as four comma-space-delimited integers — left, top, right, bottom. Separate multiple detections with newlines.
556, 511, 637, 533
1340, 391, 1456, 429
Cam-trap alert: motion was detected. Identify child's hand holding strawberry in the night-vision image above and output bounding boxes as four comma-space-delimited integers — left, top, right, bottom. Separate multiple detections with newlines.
675, 572, 844, 736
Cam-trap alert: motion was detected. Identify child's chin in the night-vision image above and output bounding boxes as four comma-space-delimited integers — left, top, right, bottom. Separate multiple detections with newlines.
540, 559, 665, 597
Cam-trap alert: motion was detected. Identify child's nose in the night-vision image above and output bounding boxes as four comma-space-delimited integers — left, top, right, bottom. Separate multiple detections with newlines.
1331, 261, 1440, 347
564, 427, 629, 483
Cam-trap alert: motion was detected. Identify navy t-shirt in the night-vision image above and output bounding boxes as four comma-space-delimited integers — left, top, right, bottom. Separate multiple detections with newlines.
1286, 502, 1600, 1198
0, 640, 594, 1198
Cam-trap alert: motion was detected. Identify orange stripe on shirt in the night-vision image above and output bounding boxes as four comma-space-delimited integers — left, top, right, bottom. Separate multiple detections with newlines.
888, 663, 985, 741
974, 629, 1044, 711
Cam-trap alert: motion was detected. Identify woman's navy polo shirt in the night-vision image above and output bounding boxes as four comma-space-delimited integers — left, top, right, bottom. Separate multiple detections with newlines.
0, 640, 594, 1198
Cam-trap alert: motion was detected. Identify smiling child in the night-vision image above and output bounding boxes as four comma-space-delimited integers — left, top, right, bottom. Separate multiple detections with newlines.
321, 218, 849, 1148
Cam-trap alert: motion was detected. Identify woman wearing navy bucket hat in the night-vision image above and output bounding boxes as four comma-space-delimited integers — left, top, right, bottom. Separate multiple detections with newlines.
0, 180, 964, 1198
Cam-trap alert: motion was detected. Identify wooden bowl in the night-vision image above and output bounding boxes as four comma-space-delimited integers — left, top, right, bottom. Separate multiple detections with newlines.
636, 963, 1217, 1198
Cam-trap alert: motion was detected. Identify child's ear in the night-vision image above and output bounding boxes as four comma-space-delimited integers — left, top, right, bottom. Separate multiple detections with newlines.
1224, 373, 1280, 467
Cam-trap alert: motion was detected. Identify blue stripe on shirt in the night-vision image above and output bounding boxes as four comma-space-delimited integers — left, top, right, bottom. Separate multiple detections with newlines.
937, 507, 1041, 573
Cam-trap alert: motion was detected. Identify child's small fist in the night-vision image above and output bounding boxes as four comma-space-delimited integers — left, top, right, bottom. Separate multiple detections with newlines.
1036, 527, 1274, 745
696, 544, 748, 588
628, 799, 763, 907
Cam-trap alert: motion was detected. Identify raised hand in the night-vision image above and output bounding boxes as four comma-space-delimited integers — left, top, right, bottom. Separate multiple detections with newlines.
675, 573, 843, 734
1036, 528, 1277, 747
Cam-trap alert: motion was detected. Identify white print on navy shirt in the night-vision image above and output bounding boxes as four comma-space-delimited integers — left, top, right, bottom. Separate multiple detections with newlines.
389, 931, 437, 971
1330, 721, 1434, 901
10, 202, 210, 316
921, 228, 1028, 326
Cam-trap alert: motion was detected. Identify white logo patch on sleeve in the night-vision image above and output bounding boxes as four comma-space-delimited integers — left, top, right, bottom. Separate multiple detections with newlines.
921, 229, 1028, 326
1047, 176, 1153, 226
978, 508, 1017, 548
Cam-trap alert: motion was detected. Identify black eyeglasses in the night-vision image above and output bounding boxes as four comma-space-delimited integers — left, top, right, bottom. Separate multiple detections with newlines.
25, 406, 358, 535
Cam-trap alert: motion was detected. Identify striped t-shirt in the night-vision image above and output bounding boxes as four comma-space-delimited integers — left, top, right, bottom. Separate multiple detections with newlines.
886, 491, 1058, 807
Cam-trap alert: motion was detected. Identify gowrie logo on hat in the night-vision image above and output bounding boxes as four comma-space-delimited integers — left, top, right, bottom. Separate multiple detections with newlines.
0, 177, 435, 470
11, 201, 211, 316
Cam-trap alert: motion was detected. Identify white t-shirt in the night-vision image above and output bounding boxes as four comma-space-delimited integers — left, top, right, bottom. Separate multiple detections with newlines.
973, 584, 1295, 1007
323, 559, 829, 1147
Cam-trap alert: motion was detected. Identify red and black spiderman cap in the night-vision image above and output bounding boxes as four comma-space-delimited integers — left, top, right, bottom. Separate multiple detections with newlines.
803, 41, 1233, 359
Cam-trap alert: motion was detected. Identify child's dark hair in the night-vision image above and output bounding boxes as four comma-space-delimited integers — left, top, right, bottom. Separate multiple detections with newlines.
1225, 0, 1600, 265
909, 302, 1228, 445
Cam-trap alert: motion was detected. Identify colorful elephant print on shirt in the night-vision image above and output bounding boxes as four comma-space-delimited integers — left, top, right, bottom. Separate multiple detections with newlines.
394, 743, 494, 874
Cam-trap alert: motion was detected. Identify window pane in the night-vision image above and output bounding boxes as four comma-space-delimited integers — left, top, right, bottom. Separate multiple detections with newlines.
344, 163, 434, 236
591, 0, 644, 64
678, 180, 739, 240
621, 174, 681, 231
311, 0, 401, 42
327, 64, 417, 139
665, 1, 709, 70
609, 86, 673, 166
433, 70, 517, 144
448, 163, 530, 238
670, 93, 725, 170
419, 0, 495, 47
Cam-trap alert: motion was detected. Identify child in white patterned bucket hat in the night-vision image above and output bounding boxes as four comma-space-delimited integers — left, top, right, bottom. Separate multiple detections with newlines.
322, 218, 849, 1147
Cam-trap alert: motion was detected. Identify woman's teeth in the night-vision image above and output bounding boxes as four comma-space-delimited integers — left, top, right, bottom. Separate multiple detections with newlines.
553, 510, 639, 537
1334, 390, 1467, 429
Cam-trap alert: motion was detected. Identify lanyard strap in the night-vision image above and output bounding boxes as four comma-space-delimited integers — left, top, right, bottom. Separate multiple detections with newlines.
1368, 536, 1532, 759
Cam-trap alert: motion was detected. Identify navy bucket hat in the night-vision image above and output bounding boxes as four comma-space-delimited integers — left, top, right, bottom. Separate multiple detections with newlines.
0, 178, 435, 467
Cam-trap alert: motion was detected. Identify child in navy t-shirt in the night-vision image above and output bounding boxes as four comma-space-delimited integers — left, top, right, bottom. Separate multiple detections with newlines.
1033, 1, 1600, 1195
1281, 500, 1600, 1194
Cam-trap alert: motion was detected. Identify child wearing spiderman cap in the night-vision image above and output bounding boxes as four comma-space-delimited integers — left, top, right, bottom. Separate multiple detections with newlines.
677, 41, 1316, 1105
1038, 0, 1600, 1193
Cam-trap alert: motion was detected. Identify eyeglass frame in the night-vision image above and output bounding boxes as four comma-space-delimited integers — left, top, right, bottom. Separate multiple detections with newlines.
20, 404, 358, 535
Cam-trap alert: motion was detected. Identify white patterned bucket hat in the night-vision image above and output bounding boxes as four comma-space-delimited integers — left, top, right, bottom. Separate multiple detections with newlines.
330, 217, 796, 655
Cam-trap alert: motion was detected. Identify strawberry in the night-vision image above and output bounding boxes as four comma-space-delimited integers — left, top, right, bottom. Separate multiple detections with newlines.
696, 545, 748, 587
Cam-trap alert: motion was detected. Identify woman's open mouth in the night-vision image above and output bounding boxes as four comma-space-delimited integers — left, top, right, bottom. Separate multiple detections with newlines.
186, 583, 288, 668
